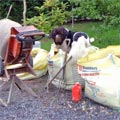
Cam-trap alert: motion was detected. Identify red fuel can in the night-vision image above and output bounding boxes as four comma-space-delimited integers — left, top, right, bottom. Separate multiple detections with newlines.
72, 82, 82, 102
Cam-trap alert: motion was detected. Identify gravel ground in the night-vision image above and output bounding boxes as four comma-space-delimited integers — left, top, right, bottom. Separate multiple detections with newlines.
0, 74, 120, 120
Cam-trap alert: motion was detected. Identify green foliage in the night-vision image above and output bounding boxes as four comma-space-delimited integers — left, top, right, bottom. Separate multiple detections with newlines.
27, 13, 52, 32
0, 0, 44, 23
80, 1, 101, 19
0, 0, 23, 22
50, 7, 67, 25
104, 16, 120, 26
1, 0, 120, 26
26, 0, 68, 33
101, 0, 120, 26
66, 0, 120, 26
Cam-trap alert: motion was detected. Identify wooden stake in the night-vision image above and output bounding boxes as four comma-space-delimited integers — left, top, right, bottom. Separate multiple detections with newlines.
0, 98, 7, 107
6, 5, 12, 19
23, 0, 27, 26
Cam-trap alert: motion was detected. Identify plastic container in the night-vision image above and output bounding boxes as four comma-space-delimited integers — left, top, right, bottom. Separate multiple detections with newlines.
33, 41, 41, 48
72, 82, 82, 102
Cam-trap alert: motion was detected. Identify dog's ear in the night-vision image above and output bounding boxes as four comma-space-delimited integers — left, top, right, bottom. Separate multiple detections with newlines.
63, 27, 69, 37
49, 29, 56, 39
49, 30, 53, 38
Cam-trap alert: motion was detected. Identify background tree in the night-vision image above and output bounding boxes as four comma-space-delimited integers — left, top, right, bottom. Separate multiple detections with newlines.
0, 0, 120, 26
0, 0, 44, 23
26, 0, 68, 33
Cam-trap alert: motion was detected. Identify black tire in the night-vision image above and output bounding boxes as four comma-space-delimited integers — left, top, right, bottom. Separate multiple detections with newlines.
29, 55, 33, 67
0, 57, 4, 76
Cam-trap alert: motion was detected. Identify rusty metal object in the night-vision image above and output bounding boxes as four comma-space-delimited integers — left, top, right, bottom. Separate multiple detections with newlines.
0, 20, 45, 106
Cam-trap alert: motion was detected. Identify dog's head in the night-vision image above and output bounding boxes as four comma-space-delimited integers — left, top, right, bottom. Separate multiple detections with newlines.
49, 27, 69, 45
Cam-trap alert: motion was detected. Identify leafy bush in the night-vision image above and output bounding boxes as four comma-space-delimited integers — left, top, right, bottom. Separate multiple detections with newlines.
72, 0, 101, 20
102, 0, 120, 26
1, 0, 120, 26
26, 0, 68, 33
67, 0, 120, 26
0, 0, 44, 23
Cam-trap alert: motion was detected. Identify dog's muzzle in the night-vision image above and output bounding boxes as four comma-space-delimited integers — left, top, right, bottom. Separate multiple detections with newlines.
55, 39, 71, 52
54, 35, 63, 45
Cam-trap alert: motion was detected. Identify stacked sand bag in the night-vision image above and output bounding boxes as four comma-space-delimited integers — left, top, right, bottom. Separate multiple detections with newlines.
77, 45, 120, 110
17, 48, 48, 80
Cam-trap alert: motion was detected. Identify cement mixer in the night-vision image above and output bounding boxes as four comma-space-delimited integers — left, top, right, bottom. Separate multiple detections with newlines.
0, 18, 45, 76
0, 18, 21, 76
0, 18, 47, 105
0, 18, 21, 59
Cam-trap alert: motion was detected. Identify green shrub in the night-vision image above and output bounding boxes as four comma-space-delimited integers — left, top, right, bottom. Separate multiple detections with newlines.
0, 0, 44, 23
67, 0, 120, 26
26, 0, 68, 33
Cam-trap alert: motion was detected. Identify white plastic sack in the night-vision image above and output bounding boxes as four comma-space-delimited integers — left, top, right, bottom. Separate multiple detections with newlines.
17, 48, 48, 80
85, 67, 120, 110
78, 54, 120, 110
48, 50, 84, 90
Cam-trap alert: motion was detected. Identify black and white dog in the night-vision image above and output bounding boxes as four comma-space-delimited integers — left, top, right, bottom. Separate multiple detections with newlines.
49, 26, 95, 63
49, 26, 94, 53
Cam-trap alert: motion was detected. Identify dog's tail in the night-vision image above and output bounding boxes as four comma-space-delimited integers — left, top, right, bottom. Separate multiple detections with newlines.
85, 37, 95, 47
89, 37, 94, 43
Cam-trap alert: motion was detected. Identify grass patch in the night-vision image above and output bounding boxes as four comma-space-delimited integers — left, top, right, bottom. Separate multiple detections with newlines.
41, 22, 120, 51
41, 38, 53, 51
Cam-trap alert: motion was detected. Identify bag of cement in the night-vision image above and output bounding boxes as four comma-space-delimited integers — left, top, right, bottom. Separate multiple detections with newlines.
17, 48, 48, 80
77, 54, 120, 110
0, 18, 21, 59
48, 49, 84, 90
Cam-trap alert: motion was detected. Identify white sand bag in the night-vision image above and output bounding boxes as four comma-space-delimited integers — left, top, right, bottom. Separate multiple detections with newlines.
0, 18, 21, 59
78, 45, 120, 63
17, 48, 48, 80
48, 50, 84, 90
85, 67, 120, 110
78, 54, 120, 110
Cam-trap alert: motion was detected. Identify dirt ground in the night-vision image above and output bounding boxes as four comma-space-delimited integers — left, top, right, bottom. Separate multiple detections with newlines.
0, 74, 120, 120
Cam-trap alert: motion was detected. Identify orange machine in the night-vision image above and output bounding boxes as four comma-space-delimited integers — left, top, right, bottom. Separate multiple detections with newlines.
5, 25, 45, 65
0, 25, 45, 106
